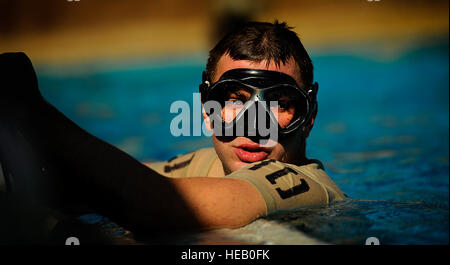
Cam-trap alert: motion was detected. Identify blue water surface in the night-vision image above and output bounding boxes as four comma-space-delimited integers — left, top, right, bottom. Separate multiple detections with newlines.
36, 42, 449, 244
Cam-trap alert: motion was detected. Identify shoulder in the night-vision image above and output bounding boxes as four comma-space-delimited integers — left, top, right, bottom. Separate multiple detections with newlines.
144, 148, 218, 178
226, 159, 346, 214
292, 160, 347, 202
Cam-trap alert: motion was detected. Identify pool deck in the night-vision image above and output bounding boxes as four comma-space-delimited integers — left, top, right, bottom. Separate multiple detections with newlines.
1, 0, 448, 65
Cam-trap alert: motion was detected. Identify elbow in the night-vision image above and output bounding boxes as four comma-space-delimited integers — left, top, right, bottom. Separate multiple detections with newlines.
193, 198, 266, 230
171, 177, 267, 231
197, 210, 261, 230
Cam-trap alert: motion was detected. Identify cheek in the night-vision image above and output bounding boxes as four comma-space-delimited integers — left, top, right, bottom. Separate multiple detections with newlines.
212, 134, 224, 151
212, 135, 232, 161
270, 107, 295, 128
222, 104, 243, 123
212, 135, 238, 174
278, 115, 294, 128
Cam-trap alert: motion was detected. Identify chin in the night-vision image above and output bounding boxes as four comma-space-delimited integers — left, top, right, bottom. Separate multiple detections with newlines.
234, 160, 251, 170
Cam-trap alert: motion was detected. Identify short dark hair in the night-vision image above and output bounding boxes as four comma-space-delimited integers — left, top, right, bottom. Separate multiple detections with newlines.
205, 20, 314, 88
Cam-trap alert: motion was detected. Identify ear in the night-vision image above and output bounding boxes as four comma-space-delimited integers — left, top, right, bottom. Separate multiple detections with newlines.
202, 106, 213, 132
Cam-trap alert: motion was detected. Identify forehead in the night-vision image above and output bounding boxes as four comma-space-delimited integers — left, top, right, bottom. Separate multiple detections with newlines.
214, 54, 302, 87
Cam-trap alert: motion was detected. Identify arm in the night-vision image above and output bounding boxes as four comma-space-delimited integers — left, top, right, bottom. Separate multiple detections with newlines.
1, 87, 265, 232
105, 174, 267, 231
42, 105, 265, 231
169, 177, 266, 229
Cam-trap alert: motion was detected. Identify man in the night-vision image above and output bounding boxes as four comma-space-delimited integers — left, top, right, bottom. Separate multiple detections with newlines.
0, 21, 345, 236
145, 21, 346, 228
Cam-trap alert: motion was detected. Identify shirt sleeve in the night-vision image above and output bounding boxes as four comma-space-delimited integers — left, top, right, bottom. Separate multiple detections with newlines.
144, 152, 195, 178
226, 159, 330, 215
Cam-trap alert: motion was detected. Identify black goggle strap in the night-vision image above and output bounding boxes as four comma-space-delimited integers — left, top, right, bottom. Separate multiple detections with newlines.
199, 71, 211, 103
302, 82, 318, 133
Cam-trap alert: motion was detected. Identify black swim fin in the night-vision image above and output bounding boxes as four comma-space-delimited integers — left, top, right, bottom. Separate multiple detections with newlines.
0, 52, 75, 210
0, 52, 170, 227
0, 53, 203, 238
0, 52, 45, 118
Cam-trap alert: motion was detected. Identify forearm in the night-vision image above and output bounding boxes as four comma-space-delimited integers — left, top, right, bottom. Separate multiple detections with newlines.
169, 177, 266, 230
83, 171, 266, 232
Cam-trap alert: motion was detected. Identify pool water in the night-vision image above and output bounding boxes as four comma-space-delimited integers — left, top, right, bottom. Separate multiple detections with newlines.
36, 42, 449, 245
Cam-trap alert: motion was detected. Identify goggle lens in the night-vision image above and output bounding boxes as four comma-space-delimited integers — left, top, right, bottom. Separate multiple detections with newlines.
208, 81, 308, 129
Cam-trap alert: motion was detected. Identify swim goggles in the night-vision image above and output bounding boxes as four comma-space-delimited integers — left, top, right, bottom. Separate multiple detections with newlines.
199, 68, 318, 139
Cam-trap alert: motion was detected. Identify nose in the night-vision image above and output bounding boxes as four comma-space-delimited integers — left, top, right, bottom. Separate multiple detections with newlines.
239, 101, 278, 140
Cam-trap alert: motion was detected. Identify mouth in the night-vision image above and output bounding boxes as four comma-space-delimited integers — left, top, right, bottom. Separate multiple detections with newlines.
233, 143, 270, 163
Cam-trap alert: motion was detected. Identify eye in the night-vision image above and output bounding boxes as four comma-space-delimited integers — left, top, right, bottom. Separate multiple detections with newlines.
225, 99, 244, 106
277, 98, 295, 112
225, 89, 250, 103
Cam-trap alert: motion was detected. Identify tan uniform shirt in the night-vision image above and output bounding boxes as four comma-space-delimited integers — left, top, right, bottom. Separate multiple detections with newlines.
146, 148, 346, 215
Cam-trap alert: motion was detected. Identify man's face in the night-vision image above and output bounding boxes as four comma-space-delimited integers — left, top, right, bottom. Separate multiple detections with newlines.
204, 54, 314, 174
